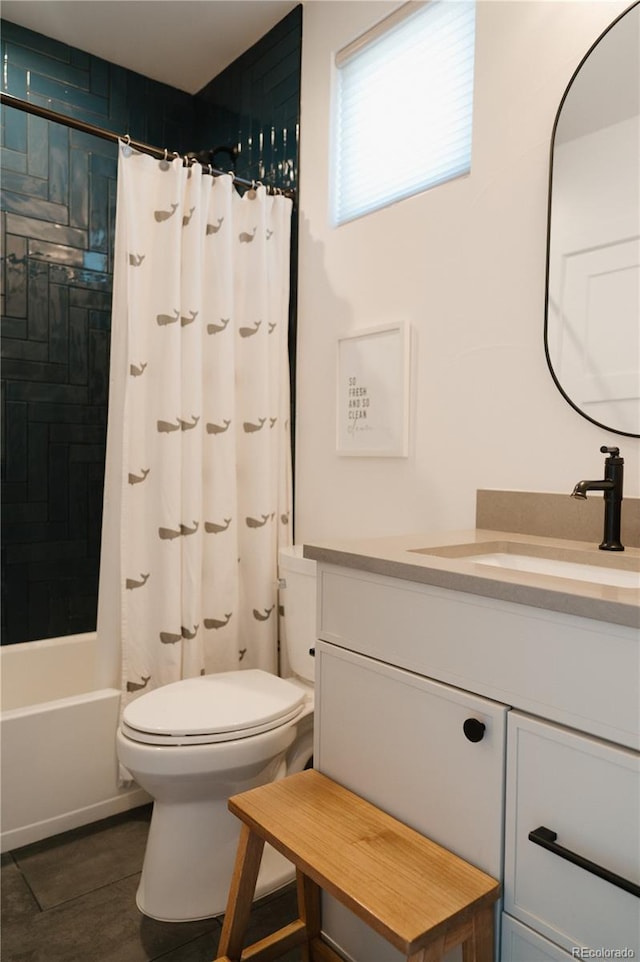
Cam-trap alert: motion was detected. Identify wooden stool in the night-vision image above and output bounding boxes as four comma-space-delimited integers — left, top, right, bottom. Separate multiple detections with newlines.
214, 769, 500, 962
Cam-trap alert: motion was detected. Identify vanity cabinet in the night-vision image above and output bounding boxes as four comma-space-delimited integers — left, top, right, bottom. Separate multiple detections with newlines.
312, 560, 640, 962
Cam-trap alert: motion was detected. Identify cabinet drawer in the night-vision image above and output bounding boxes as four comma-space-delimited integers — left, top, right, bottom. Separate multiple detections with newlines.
505, 712, 640, 955
501, 914, 572, 961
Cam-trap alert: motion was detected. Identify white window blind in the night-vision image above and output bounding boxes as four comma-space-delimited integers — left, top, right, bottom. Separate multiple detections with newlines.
333, 0, 476, 225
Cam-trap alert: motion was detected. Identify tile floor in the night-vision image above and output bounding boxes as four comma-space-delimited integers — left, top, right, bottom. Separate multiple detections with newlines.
1, 804, 302, 962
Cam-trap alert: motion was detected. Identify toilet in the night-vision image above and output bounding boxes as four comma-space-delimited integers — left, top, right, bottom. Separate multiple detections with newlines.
116, 545, 316, 922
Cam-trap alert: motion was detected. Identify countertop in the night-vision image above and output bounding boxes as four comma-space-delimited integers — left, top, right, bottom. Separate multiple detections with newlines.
303, 529, 640, 629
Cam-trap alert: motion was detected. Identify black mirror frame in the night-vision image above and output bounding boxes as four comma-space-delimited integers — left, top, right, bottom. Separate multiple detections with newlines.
543, 0, 640, 439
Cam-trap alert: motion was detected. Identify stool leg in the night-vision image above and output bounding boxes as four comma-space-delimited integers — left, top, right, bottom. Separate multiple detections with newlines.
217, 824, 265, 962
408, 938, 444, 962
296, 869, 321, 960
462, 904, 494, 962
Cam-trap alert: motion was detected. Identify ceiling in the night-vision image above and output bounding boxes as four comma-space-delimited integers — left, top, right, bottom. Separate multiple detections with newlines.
1, 1, 299, 94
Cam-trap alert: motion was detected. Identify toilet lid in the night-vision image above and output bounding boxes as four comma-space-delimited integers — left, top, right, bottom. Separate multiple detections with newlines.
121, 670, 306, 745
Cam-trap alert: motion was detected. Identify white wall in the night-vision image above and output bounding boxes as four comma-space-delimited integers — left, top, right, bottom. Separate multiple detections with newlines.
295, 0, 639, 543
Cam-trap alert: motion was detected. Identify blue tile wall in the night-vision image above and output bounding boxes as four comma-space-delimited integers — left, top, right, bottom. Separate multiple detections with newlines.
1, 11, 302, 645
195, 6, 302, 192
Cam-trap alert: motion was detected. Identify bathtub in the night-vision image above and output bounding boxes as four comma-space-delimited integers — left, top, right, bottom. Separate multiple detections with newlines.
1, 632, 148, 852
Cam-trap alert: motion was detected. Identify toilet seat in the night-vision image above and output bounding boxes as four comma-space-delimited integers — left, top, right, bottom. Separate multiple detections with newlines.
121, 670, 306, 746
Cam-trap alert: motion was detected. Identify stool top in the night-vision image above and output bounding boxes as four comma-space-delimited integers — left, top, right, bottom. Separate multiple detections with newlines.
228, 769, 500, 954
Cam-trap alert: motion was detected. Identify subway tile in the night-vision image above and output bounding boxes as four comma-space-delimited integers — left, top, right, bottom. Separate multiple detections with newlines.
1, 21, 73, 65
1, 501, 48, 525
2, 100, 27, 151
70, 46, 90, 70
28, 259, 50, 341
27, 113, 49, 179
4, 234, 27, 319
6, 381, 88, 404
1, 317, 28, 339
2, 522, 69, 545
69, 149, 89, 228
48, 585, 72, 637
69, 307, 89, 386
49, 423, 105, 444
48, 122, 69, 206
83, 251, 108, 272
3, 400, 28, 483
1, 145, 28, 173
26, 419, 48, 503
48, 283, 69, 364
1, 337, 49, 362
28, 557, 98, 583
1, 482, 28, 503
6, 43, 90, 90
28, 239, 84, 267
6, 212, 87, 248
3, 62, 28, 100
89, 54, 109, 98
49, 265, 112, 291
2, 563, 29, 644
69, 288, 112, 311
28, 92, 111, 133
1, 359, 68, 382
70, 130, 119, 159
48, 443, 69, 523
68, 462, 88, 537
89, 308, 111, 331
6, 539, 88, 565
27, 578, 54, 640
89, 329, 109, 404
1, 168, 49, 199
28, 401, 104, 424
69, 443, 104, 463
90, 153, 117, 179
0, 188, 68, 223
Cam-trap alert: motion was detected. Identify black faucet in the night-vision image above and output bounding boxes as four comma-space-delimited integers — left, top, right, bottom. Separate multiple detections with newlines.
571, 446, 624, 551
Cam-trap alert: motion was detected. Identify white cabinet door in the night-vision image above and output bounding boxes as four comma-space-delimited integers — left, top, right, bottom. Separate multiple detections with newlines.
502, 914, 572, 961
505, 711, 640, 956
316, 641, 508, 962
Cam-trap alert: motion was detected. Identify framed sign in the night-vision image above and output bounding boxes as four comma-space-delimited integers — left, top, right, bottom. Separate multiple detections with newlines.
336, 322, 410, 457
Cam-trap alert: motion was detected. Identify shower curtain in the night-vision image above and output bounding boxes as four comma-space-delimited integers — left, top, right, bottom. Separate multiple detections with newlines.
98, 142, 293, 710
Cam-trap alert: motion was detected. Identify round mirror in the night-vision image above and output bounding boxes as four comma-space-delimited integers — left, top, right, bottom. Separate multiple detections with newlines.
545, 2, 640, 438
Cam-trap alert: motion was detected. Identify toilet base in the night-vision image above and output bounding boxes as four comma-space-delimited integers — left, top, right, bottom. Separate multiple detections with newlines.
136, 835, 295, 922
135, 791, 299, 922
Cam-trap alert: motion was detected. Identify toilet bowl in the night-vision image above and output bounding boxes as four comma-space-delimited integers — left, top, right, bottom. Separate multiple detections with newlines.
116, 546, 316, 922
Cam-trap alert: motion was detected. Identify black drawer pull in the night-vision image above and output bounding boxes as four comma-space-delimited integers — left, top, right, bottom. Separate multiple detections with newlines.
528, 826, 640, 898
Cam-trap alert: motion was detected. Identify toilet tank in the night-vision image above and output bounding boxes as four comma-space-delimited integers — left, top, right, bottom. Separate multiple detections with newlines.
278, 546, 317, 683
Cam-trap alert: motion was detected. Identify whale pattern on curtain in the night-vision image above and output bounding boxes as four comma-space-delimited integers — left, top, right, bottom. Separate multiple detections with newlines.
99, 143, 293, 710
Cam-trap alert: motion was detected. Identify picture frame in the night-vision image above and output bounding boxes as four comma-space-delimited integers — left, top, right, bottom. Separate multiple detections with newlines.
336, 322, 410, 457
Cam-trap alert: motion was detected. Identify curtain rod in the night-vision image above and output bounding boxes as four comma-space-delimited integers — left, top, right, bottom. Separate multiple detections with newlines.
0, 92, 295, 199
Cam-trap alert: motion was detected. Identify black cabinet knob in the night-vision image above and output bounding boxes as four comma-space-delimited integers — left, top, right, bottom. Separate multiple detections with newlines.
463, 718, 486, 742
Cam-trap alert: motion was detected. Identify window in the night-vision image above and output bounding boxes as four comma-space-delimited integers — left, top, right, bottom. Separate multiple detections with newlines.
332, 0, 476, 225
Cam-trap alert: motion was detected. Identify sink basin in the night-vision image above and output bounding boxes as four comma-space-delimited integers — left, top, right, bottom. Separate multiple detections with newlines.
410, 541, 640, 589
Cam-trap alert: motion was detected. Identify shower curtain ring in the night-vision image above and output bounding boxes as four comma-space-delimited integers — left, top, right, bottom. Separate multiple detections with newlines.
123, 134, 131, 145
163, 148, 168, 161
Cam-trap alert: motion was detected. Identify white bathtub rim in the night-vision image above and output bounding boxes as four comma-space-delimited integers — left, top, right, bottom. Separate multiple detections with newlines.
1, 686, 120, 721
1, 785, 150, 853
